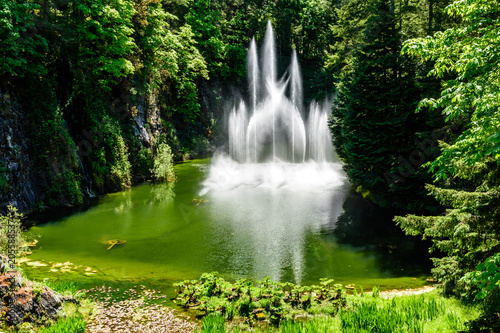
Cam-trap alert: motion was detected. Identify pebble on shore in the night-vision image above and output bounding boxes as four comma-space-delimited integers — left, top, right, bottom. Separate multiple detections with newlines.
86, 285, 198, 333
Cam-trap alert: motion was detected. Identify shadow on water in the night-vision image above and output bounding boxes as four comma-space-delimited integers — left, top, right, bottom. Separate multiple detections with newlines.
25, 175, 179, 228
329, 190, 433, 277
25, 196, 103, 227
24, 160, 193, 227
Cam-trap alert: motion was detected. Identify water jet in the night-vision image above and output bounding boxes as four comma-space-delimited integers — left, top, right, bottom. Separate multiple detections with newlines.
203, 21, 341, 194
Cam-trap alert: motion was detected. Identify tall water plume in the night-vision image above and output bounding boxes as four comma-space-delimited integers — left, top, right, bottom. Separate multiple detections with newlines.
262, 21, 277, 89
290, 50, 303, 112
290, 50, 303, 162
228, 101, 247, 163
228, 21, 333, 164
308, 100, 335, 162
202, 21, 344, 195
200, 22, 348, 284
247, 37, 259, 162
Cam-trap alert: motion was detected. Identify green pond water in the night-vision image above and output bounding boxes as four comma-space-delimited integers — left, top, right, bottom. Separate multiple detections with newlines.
23, 159, 432, 292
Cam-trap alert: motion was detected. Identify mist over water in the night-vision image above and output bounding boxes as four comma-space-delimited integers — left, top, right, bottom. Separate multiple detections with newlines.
200, 22, 350, 283
200, 154, 345, 195
205, 182, 349, 283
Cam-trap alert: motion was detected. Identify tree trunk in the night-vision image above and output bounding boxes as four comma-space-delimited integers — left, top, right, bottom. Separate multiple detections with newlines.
428, 0, 434, 35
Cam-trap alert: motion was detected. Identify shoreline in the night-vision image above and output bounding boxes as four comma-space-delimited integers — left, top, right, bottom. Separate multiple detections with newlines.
376, 285, 436, 298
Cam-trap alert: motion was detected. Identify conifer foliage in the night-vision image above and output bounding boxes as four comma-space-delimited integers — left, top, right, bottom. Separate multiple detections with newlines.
395, 0, 500, 313
330, 0, 424, 209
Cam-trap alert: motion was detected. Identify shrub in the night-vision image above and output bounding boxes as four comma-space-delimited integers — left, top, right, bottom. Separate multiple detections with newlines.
462, 253, 500, 316
151, 142, 175, 182
174, 273, 347, 327
47, 171, 83, 206
0, 205, 25, 263
133, 147, 153, 179
90, 115, 132, 191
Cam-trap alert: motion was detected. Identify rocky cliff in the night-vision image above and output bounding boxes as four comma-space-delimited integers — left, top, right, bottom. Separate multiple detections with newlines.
0, 76, 231, 215
0, 87, 175, 214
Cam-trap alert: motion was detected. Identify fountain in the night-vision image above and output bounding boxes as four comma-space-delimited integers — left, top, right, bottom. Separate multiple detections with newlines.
24, 24, 430, 286
202, 21, 344, 195
25, 25, 430, 285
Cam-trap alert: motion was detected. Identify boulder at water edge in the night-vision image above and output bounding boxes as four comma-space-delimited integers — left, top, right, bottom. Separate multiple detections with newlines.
0, 256, 72, 327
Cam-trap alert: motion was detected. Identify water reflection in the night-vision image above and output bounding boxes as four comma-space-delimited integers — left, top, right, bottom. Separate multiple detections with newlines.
25, 159, 430, 288
150, 182, 176, 207
113, 190, 133, 215
205, 184, 348, 283
332, 192, 433, 277
205, 182, 430, 284
111, 182, 176, 213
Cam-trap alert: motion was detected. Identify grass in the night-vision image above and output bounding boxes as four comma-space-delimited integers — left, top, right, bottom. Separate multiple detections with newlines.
199, 290, 480, 332
38, 316, 86, 333
340, 296, 439, 332
279, 317, 339, 333
43, 280, 80, 295
199, 312, 226, 333
35, 298, 94, 333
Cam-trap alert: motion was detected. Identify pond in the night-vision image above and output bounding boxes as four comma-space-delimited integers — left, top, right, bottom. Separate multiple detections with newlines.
23, 159, 432, 293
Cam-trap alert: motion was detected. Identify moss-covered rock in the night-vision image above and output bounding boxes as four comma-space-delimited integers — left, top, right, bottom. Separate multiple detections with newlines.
0, 256, 75, 328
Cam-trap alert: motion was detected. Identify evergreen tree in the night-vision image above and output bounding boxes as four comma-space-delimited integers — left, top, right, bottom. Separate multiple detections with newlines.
330, 0, 429, 209
396, 0, 500, 310
325, 0, 372, 82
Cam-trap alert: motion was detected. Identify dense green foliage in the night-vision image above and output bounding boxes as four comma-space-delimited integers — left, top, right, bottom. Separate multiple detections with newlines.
327, 0, 458, 210
174, 273, 346, 325
465, 254, 500, 315
2, 0, 499, 330
330, 0, 429, 209
0, 0, 343, 208
329, 0, 499, 328
189, 275, 477, 332
394, 0, 500, 311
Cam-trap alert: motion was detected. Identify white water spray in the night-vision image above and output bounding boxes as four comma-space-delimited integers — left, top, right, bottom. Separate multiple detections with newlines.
202, 21, 344, 195
248, 37, 259, 162
290, 50, 303, 162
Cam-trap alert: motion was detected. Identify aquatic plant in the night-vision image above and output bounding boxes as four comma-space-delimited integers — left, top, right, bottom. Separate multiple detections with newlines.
173, 272, 346, 326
